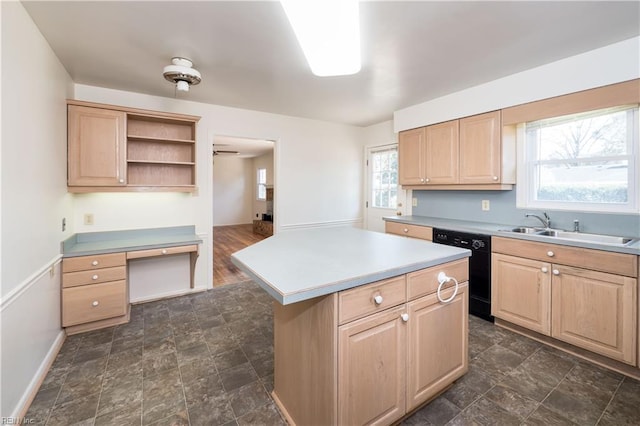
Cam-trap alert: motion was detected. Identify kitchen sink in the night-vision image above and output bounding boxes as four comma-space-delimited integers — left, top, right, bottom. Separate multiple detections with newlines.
501, 227, 638, 246
505, 227, 542, 234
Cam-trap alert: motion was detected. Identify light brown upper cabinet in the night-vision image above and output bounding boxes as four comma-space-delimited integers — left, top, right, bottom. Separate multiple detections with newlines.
67, 100, 200, 193
459, 111, 501, 184
68, 105, 127, 187
399, 120, 458, 186
398, 110, 515, 190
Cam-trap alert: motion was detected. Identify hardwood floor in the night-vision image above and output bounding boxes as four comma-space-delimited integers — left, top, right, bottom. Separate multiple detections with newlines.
213, 224, 268, 286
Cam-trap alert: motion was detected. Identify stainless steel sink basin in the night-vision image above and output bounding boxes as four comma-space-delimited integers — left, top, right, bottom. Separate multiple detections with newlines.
502, 227, 542, 234
503, 227, 637, 246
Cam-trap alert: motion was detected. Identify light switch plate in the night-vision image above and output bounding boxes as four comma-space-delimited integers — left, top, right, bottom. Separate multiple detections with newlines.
412, 198, 418, 207
481, 200, 490, 211
84, 213, 94, 225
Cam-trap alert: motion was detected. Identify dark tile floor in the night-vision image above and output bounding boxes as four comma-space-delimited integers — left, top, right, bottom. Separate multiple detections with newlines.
26, 280, 640, 425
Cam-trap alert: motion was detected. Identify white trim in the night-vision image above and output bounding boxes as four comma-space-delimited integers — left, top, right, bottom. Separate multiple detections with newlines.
0, 254, 62, 311
130, 286, 208, 304
11, 331, 66, 419
279, 218, 363, 231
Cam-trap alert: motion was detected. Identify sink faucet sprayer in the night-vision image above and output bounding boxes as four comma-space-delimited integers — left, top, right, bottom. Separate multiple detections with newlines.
525, 212, 551, 229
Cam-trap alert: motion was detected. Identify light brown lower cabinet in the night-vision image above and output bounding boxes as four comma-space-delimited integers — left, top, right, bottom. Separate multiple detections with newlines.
273, 259, 469, 426
492, 237, 638, 366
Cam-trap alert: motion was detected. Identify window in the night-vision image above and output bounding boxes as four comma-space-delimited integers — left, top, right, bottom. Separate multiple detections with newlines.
517, 105, 639, 213
257, 168, 267, 200
371, 147, 398, 208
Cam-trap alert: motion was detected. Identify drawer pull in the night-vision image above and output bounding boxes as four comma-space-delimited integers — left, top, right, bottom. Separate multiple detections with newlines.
373, 295, 383, 305
541, 267, 548, 273
92, 274, 99, 280
403, 228, 409, 233
92, 300, 99, 307
492, 176, 498, 181
547, 251, 555, 257
162, 249, 168, 254
401, 313, 409, 322
552, 269, 560, 276
92, 260, 99, 266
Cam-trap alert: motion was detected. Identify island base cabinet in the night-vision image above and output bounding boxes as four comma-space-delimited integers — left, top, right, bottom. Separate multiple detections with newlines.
491, 254, 551, 335
551, 265, 637, 365
338, 306, 406, 426
407, 284, 468, 411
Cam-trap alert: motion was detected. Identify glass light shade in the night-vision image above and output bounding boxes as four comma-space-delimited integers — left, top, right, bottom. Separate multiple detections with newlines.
280, 0, 361, 77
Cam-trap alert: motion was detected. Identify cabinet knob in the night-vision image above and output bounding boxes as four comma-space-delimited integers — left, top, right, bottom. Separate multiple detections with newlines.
161, 249, 168, 254
373, 295, 383, 305
92, 260, 99, 266
552, 269, 560, 276
92, 274, 99, 280
92, 301, 99, 307
541, 267, 548, 273
119, 179, 124, 183
401, 313, 409, 322
425, 178, 430, 182
547, 251, 554, 257
403, 228, 409, 233
492, 176, 498, 181
420, 178, 425, 183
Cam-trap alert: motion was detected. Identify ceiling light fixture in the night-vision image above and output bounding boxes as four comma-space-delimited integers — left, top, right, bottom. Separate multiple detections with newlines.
280, 0, 361, 77
163, 57, 202, 92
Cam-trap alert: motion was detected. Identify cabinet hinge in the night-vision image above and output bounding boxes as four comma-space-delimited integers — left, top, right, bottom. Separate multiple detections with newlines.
366, 201, 369, 208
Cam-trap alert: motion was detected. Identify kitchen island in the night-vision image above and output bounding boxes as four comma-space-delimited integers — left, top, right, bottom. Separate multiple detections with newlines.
231, 227, 471, 425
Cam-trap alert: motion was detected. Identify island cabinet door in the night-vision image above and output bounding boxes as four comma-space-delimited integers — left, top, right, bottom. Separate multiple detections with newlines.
406, 283, 468, 412
491, 253, 552, 335
338, 305, 406, 426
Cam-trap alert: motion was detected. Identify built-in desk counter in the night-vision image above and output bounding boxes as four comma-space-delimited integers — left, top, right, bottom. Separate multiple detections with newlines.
61, 226, 202, 334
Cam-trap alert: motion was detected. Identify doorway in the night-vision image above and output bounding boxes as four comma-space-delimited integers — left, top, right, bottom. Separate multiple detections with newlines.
212, 135, 275, 286
365, 144, 406, 232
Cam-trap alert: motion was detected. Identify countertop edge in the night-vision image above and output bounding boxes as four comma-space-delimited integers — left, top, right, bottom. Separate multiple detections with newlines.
384, 216, 640, 255
232, 250, 471, 305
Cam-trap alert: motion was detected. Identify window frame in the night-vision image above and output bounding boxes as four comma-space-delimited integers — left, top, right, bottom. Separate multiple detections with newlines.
257, 168, 267, 201
516, 105, 639, 214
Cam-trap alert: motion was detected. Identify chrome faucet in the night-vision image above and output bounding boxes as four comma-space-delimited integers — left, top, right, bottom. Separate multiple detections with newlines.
525, 212, 551, 229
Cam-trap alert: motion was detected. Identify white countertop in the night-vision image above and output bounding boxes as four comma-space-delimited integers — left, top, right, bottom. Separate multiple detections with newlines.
231, 227, 470, 305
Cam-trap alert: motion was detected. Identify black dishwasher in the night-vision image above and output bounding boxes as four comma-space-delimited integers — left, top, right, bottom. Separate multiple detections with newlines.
433, 228, 493, 322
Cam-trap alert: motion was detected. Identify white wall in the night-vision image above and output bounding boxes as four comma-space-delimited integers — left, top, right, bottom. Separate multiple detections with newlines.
212, 156, 254, 226
252, 151, 274, 220
1, 1, 74, 417
394, 36, 640, 132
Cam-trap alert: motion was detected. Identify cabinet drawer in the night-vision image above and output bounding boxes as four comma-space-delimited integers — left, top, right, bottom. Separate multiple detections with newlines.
385, 222, 433, 241
492, 237, 637, 278
62, 266, 127, 288
339, 275, 406, 325
62, 280, 127, 327
62, 252, 126, 273
127, 244, 198, 259
407, 259, 469, 301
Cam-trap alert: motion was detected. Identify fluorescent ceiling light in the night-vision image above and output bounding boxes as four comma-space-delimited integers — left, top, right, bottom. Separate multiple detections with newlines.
280, 0, 361, 77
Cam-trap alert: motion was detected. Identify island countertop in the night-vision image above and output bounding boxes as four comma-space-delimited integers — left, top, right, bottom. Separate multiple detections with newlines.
231, 227, 471, 304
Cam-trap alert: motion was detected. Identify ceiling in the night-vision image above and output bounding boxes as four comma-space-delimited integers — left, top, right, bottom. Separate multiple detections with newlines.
22, 1, 640, 127
213, 135, 274, 158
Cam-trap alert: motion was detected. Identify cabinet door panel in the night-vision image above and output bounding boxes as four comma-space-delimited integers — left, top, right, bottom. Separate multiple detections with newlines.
551, 265, 637, 365
68, 105, 126, 186
491, 254, 551, 335
425, 120, 459, 184
407, 283, 468, 411
459, 111, 501, 184
338, 305, 406, 426
399, 128, 425, 185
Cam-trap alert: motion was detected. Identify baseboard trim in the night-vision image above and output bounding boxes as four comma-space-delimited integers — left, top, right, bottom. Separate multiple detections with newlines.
279, 218, 362, 231
0, 255, 62, 311
130, 287, 208, 304
14, 330, 66, 419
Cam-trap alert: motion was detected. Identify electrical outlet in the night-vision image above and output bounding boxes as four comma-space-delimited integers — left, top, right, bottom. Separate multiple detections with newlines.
481, 200, 490, 211
84, 213, 94, 225
62, 217, 66, 232
412, 197, 418, 207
